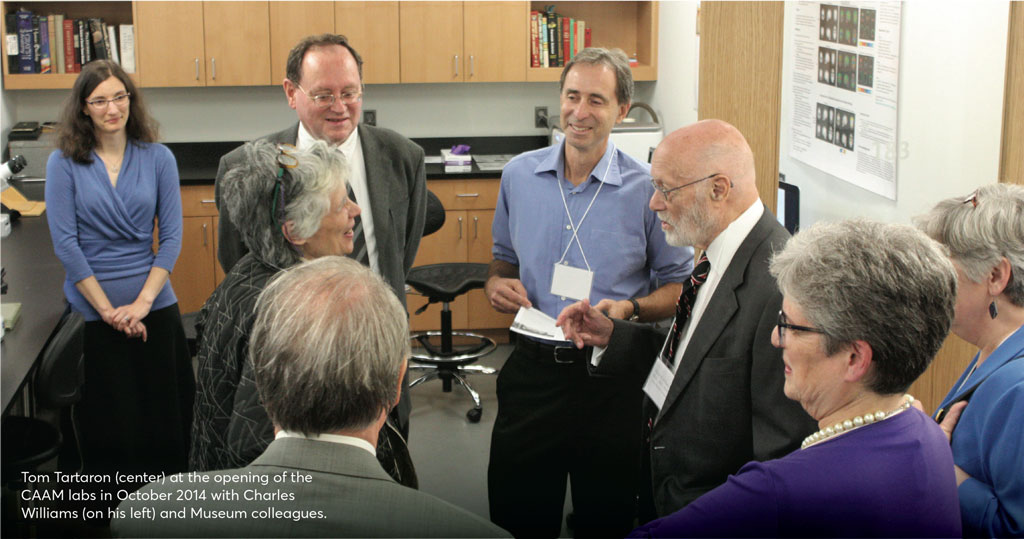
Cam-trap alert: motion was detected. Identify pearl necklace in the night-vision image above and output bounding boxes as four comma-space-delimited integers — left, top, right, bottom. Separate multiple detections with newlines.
801, 394, 914, 450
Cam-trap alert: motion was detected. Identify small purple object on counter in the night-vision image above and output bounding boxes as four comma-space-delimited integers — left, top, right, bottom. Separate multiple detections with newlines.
450, 144, 471, 155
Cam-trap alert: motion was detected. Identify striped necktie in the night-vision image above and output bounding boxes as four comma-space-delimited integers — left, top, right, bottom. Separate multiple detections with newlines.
663, 253, 711, 365
346, 182, 368, 266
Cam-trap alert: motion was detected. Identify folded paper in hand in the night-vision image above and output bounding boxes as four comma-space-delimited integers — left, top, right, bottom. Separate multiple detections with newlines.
510, 307, 566, 342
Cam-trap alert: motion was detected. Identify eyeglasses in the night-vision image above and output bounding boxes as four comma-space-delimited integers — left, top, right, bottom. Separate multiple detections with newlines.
962, 189, 979, 208
651, 172, 720, 201
291, 82, 362, 109
271, 143, 299, 225
85, 93, 131, 109
776, 310, 826, 346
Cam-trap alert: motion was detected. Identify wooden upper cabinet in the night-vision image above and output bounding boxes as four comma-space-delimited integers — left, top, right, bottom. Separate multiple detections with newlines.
203, 2, 271, 86
399, 1, 464, 83
135, 1, 207, 87
269, 1, 335, 85
336, 2, 400, 84
464, 1, 527, 82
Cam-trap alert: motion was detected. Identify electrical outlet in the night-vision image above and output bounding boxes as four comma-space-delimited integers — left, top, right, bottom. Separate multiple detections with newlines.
535, 106, 548, 129
363, 110, 377, 126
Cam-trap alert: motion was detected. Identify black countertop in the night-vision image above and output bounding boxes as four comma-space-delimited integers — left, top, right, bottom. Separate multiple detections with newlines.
166, 135, 548, 184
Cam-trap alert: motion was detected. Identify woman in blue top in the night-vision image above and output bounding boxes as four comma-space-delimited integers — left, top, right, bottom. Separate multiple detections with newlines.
917, 183, 1024, 537
45, 60, 194, 503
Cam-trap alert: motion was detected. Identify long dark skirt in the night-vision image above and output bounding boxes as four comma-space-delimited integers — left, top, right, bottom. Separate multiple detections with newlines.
75, 303, 194, 510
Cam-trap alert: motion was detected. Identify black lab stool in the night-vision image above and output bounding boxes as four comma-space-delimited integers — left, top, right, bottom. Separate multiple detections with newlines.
406, 263, 497, 422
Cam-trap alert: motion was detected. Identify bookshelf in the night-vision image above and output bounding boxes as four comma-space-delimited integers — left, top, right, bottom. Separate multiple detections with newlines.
1, 1, 134, 89
526, 1, 659, 82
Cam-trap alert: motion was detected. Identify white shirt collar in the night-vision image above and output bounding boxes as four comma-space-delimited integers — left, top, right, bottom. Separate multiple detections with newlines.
275, 429, 376, 456
295, 122, 360, 155
703, 199, 764, 274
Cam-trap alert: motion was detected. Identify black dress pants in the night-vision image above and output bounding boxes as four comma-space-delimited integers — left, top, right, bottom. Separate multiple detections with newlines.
488, 340, 643, 538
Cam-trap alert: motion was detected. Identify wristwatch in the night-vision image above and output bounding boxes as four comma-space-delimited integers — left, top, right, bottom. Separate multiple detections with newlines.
628, 298, 641, 322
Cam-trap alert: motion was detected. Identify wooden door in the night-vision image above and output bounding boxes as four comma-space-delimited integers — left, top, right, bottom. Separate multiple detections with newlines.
466, 209, 494, 263
463, 1, 527, 82
171, 217, 216, 314
399, 1, 464, 83
413, 209, 469, 267
135, 2, 206, 87
269, 2, 335, 84
336, 1, 400, 84
203, 1, 272, 86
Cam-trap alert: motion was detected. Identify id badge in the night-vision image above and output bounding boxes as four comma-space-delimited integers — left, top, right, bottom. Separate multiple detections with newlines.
550, 262, 593, 301
642, 357, 673, 410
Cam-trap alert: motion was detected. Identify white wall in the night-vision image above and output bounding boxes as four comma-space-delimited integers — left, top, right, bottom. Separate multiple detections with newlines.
640, 0, 700, 134
779, 1, 1010, 227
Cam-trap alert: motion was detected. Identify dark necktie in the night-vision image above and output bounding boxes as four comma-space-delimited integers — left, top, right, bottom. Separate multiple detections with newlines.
663, 253, 711, 365
346, 182, 369, 266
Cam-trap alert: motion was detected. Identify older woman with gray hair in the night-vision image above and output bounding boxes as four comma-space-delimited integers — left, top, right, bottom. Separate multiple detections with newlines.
188, 139, 414, 487
630, 220, 961, 538
916, 183, 1024, 538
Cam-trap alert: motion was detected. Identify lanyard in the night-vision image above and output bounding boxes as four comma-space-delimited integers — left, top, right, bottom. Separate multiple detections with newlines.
556, 157, 613, 271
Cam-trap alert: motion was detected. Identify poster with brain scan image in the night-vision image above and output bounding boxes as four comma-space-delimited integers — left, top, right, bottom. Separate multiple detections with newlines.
789, 2, 902, 200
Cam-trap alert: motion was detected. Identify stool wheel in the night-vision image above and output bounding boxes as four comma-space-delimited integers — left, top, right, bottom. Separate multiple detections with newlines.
467, 408, 482, 423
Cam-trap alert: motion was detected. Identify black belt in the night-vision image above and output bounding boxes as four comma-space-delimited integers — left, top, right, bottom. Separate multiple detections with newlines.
515, 335, 589, 364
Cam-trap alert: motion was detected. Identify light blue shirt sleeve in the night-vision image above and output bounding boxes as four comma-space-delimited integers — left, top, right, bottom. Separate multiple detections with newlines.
152, 145, 183, 272
491, 165, 519, 267
45, 150, 95, 284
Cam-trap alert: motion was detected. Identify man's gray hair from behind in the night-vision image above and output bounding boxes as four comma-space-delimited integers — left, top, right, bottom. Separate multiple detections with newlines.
249, 256, 410, 435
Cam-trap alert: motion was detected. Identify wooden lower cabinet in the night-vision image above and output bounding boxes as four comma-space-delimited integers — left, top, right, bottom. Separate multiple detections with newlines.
407, 179, 515, 333
169, 185, 224, 314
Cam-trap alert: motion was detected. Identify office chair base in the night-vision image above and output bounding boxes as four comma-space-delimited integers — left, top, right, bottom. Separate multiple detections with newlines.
408, 333, 497, 424
410, 331, 497, 363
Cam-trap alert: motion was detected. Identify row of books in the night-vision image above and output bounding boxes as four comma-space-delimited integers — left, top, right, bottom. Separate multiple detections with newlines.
530, 10, 590, 69
5, 10, 135, 75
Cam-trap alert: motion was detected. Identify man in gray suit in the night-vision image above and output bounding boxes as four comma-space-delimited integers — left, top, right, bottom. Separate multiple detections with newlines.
215, 34, 426, 435
113, 257, 509, 538
558, 120, 816, 522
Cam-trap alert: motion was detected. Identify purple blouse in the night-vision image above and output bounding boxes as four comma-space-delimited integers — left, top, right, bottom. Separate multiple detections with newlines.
630, 408, 961, 537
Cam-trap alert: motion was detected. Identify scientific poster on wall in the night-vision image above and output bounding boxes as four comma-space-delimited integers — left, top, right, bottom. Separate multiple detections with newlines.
788, 2, 902, 200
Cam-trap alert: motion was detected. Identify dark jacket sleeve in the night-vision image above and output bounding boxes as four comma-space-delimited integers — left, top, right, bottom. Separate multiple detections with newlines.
403, 142, 427, 275
215, 149, 248, 273
591, 319, 669, 386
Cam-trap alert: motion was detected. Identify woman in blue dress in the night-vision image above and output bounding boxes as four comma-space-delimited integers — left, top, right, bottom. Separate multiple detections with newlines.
45, 60, 193, 497
917, 183, 1024, 537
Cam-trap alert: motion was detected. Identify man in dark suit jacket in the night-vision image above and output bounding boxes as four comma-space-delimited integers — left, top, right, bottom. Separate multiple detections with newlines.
558, 120, 816, 520
214, 34, 425, 435
113, 257, 509, 539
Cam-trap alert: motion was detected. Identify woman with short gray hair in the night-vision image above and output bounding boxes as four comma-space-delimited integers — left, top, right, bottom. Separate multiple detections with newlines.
630, 220, 961, 537
189, 139, 414, 487
915, 183, 1024, 537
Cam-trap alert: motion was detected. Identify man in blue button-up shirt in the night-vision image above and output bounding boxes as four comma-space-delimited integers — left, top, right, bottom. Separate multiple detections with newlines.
485, 47, 694, 538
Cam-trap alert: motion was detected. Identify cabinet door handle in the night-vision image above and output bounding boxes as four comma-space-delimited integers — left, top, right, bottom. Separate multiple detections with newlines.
456, 193, 479, 198
201, 199, 216, 204
454, 55, 459, 77
211, 58, 216, 80
457, 216, 463, 239
470, 55, 475, 77
473, 216, 479, 238
194, 58, 200, 80
202, 223, 208, 246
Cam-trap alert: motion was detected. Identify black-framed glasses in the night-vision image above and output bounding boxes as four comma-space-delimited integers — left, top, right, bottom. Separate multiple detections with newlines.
85, 93, 131, 108
271, 144, 299, 225
651, 172, 720, 201
962, 189, 979, 208
291, 81, 362, 109
776, 310, 826, 346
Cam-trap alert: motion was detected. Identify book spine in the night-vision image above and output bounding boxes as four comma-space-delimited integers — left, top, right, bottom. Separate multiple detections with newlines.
540, 13, 548, 68
568, 18, 575, 61
547, 14, 557, 67
53, 15, 64, 74
89, 18, 105, 60
575, 20, 583, 56
31, 15, 40, 72
16, 12, 34, 73
80, 19, 91, 65
6, 13, 19, 74
62, 18, 75, 72
119, 24, 134, 73
529, 11, 539, 68
73, 19, 82, 70
584, 27, 591, 48
106, 23, 119, 65
38, 16, 51, 74
558, 17, 567, 67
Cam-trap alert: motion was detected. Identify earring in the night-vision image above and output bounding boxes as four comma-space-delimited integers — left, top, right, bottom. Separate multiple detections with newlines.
989, 300, 998, 319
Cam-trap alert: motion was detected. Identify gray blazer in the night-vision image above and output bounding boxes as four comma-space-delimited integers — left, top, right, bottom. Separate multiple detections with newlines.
113, 437, 511, 538
595, 209, 816, 516
214, 123, 428, 306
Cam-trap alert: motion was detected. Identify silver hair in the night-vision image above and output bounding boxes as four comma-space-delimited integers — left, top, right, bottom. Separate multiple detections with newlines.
914, 183, 1024, 307
249, 256, 410, 434
221, 139, 347, 269
560, 47, 634, 105
770, 219, 957, 395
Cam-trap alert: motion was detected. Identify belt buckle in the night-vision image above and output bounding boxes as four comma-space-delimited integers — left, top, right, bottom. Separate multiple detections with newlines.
553, 346, 577, 364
